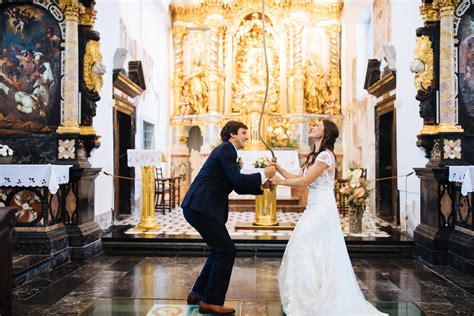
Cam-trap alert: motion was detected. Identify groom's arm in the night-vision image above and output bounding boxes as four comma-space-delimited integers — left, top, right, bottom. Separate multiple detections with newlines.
219, 145, 263, 195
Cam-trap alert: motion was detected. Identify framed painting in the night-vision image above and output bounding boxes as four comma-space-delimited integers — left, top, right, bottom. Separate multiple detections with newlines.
0, 1, 64, 133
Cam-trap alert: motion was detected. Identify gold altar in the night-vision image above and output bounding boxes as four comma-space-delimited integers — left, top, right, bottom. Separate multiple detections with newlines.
170, 0, 343, 155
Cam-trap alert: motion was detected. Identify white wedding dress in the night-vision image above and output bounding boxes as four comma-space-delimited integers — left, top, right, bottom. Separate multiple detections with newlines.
279, 151, 387, 316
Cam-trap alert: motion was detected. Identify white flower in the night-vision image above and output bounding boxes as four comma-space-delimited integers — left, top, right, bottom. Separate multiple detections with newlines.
0, 144, 14, 157
350, 169, 362, 188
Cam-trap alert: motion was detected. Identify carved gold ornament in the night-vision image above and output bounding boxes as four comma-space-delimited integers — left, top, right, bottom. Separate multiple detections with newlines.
412, 35, 434, 92
84, 40, 104, 92
433, 0, 461, 17
419, 2, 438, 22
60, 0, 85, 19
80, 6, 97, 26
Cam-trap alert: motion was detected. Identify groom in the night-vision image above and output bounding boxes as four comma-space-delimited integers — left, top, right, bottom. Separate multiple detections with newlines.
182, 121, 276, 314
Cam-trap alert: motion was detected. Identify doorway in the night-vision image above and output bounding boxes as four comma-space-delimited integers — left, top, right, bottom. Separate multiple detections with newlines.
375, 96, 399, 224
114, 109, 135, 215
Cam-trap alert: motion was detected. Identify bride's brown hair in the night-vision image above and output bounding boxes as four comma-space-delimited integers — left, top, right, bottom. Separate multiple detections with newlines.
302, 119, 339, 173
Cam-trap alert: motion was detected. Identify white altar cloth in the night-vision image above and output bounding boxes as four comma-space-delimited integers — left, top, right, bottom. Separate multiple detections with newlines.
231, 150, 301, 199
127, 150, 163, 167
449, 166, 474, 196
0, 164, 72, 194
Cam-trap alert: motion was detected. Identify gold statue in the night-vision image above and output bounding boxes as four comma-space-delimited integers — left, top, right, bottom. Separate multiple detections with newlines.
305, 58, 327, 114
268, 118, 296, 148
183, 58, 208, 114
232, 13, 279, 114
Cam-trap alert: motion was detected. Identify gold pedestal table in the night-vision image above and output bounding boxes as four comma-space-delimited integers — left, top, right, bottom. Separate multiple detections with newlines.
125, 150, 162, 234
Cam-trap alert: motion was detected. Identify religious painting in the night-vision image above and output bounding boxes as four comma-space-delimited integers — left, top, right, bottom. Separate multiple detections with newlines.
0, 3, 63, 132
455, 3, 474, 133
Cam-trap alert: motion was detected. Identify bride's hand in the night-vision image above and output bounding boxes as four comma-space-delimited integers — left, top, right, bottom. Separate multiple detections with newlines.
270, 175, 284, 186
271, 161, 284, 173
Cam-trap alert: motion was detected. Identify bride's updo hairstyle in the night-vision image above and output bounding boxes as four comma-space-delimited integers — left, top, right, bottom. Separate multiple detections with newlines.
302, 119, 339, 170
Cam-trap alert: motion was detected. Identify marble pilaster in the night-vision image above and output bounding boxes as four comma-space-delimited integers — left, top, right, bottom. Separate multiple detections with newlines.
57, 0, 84, 134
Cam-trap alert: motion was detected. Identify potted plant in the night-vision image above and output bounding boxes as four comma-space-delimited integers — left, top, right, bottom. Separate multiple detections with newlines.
339, 168, 372, 233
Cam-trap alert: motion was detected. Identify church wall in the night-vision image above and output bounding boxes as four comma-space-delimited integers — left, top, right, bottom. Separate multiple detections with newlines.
91, 0, 171, 229
390, 0, 426, 236
342, 0, 427, 236
341, 0, 376, 212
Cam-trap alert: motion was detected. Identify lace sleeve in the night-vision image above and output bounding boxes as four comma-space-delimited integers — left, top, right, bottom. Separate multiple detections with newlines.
315, 151, 333, 168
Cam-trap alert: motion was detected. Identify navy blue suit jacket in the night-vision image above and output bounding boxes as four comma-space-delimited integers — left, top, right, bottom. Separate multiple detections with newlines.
181, 141, 263, 223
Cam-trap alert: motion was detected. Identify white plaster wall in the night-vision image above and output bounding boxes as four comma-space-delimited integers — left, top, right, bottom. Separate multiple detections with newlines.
341, 0, 373, 173
391, 0, 426, 236
341, 0, 427, 235
341, 0, 376, 213
90, 0, 171, 229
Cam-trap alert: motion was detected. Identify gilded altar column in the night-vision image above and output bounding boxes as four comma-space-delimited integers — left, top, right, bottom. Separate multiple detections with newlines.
434, 0, 463, 132
172, 25, 187, 116
293, 19, 305, 114
57, 0, 84, 134
207, 19, 223, 114
218, 25, 226, 113
325, 23, 342, 115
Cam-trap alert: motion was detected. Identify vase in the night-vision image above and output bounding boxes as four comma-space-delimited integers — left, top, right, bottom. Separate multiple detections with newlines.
0, 156, 13, 164
349, 206, 364, 234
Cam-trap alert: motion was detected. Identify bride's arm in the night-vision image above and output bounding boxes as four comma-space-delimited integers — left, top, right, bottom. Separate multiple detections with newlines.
272, 161, 301, 179
270, 161, 327, 187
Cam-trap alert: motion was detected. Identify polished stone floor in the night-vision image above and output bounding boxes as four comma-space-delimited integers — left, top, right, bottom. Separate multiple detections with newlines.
13, 256, 474, 315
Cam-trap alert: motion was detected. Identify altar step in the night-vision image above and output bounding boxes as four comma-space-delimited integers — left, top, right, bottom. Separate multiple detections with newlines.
229, 197, 306, 212
102, 226, 414, 258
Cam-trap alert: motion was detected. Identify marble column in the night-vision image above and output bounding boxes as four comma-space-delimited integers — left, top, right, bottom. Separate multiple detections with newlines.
172, 25, 187, 116
57, 0, 83, 134
435, 0, 463, 132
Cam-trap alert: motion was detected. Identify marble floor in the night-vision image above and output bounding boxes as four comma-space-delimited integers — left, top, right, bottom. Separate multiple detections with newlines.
115, 208, 392, 238
12, 255, 474, 315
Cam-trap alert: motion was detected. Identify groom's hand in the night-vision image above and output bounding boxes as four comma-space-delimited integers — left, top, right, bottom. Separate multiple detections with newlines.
264, 166, 276, 178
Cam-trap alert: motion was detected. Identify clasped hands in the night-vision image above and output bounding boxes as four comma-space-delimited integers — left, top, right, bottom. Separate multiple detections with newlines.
262, 161, 284, 188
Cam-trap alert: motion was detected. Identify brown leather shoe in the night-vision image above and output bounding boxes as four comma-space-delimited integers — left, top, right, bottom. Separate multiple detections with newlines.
186, 292, 203, 304
198, 302, 235, 314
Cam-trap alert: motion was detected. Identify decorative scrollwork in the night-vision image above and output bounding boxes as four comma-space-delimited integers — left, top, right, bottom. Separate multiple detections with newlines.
83, 40, 105, 92
412, 35, 434, 92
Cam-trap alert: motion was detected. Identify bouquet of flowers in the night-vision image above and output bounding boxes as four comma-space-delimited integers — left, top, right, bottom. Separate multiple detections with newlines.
253, 156, 271, 168
339, 168, 372, 209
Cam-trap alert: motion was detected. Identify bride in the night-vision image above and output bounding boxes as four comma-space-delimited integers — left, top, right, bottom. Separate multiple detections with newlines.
270, 119, 387, 316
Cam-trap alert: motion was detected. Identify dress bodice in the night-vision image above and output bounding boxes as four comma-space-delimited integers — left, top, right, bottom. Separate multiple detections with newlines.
306, 150, 336, 191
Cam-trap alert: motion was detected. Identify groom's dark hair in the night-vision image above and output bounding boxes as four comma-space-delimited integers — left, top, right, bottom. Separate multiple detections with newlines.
221, 121, 248, 142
